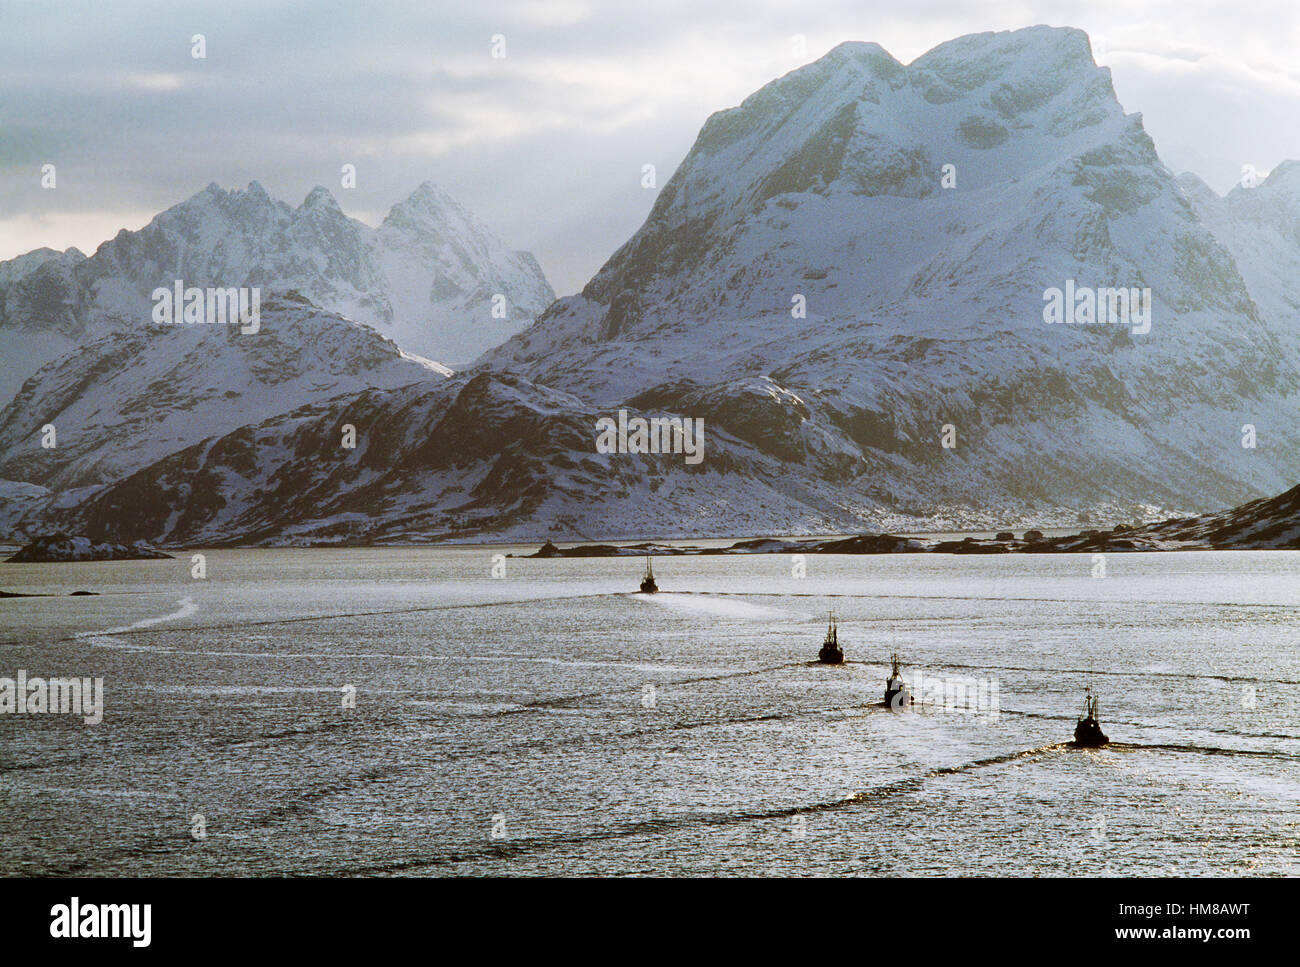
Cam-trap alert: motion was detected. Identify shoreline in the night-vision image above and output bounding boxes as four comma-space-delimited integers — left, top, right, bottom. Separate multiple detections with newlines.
4, 534, 1291, 558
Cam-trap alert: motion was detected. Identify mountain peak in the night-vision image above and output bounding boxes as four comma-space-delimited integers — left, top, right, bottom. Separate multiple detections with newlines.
397, 181, 461, 212
821, 40, 903, 75
0, 176, 554, 390
567, 24, 1131, 314
909, 25, 1110, 112
299, 185, 343, 214
178, 180, 281, 216
914, 25, 1094, 68
381, 181, 479, 235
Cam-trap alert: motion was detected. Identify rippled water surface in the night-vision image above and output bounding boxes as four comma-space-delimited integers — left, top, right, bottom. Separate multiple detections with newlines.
1, 547, 1298, 876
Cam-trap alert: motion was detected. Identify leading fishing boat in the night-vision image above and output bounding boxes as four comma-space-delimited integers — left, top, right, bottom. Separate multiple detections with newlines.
639, 556, 658, 594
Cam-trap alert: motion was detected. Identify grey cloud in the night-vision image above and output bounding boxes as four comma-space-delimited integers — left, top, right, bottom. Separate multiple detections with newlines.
2, 0, 1298, 294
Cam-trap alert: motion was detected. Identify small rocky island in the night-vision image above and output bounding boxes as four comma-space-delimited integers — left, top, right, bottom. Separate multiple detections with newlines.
5, 533, 173, 563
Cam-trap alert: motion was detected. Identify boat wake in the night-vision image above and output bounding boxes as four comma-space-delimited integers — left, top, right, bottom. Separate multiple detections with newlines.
1106, 741, 1300, 760
628, 592, 796, 620
496, 661, 810, 714
337, 741, 1077, 875
57, 592, 618, 644
73, 596, 199, 650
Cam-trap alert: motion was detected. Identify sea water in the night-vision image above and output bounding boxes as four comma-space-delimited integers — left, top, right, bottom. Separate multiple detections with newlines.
0, 547, 1297, 876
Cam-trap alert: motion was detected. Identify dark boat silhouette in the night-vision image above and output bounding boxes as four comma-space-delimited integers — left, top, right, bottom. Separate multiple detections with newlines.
639, 556, 658, 594
884, 652, 912, 708
1072, 687, 1109, 747
817, 612, 844, 664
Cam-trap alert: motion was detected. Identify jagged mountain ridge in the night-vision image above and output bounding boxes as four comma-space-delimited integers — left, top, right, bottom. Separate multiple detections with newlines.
0, 180, 554, 404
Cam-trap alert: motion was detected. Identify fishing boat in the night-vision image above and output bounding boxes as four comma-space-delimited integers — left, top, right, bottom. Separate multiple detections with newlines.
817, 612, 844, 664
1072, 687, 1109, 747
639, 556, 658, 594
884, 652, 912, 708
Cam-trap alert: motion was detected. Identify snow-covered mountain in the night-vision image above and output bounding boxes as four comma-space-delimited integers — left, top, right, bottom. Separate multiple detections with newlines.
0, 293, 449, 493
371, 183, 554, 364
0, 180, 554, 402
482, 26, 1300, 524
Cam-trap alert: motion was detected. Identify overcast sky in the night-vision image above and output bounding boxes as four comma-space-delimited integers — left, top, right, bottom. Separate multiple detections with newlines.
2, 0, 1298, 295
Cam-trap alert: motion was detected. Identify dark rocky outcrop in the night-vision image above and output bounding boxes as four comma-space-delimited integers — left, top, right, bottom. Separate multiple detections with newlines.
5, 532, 173, 563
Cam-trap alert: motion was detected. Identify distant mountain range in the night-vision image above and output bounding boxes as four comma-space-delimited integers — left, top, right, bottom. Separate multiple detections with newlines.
0, 180, 554, 403
3, 25, 1300, 545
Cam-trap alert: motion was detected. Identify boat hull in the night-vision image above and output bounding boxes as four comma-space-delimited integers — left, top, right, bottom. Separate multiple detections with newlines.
1072, 718, 1109, 747
883, 687, 912, 709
